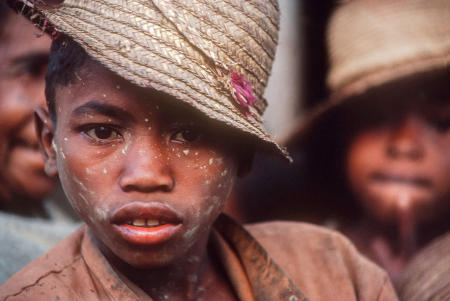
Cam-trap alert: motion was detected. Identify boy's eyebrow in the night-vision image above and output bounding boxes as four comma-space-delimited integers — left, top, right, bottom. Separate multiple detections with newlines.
72, 101, 135, 122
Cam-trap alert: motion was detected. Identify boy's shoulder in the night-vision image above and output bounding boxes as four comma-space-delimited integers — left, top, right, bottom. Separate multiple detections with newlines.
244, 220, 360, 264
0, 226, 89, 301
244, 220, 397, 301
245, 219, 354, 252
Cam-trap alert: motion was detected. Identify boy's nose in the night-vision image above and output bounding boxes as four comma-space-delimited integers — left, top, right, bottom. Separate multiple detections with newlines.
386, 116, 425, 160
119, 139, 174, 193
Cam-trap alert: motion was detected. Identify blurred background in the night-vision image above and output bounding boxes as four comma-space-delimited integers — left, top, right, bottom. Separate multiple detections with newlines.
262, 0, 336, 139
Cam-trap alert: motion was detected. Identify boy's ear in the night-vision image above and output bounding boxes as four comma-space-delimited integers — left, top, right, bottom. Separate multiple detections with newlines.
237, 151, 254, 178
35, 107, 58, 177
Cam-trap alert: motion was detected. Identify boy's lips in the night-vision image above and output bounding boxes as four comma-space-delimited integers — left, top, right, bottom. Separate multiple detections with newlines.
111, 202, 183, 245
370, 171, 431, 188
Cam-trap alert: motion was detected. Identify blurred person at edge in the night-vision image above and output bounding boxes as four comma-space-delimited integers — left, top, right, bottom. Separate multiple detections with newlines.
287, 0, 450, 287
232, 0, 449, 290
0, 3, 79, 284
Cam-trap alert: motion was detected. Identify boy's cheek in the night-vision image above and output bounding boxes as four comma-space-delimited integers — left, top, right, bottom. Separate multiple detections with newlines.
53, 140, 109, 220
197, 168, 236, 219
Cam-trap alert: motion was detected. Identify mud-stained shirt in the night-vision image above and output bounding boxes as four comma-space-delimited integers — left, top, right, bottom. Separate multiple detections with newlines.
0, 214, 398, 301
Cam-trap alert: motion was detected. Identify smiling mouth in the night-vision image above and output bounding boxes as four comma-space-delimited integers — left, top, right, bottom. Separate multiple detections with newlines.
111, 202, 183, 245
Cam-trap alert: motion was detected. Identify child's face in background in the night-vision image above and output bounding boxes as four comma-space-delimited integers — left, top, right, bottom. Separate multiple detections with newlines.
346, 94, 449, 225
0, 14, 54, 204
39, 59, 240, 269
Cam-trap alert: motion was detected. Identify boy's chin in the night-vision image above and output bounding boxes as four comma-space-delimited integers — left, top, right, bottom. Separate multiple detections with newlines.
363, 193, 439, 225
117, 248, 187, 270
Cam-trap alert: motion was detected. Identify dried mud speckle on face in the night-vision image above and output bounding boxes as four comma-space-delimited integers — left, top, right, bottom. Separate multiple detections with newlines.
73, 175, 88, 191
94, 205, 108, 222
51, 140, 58, 152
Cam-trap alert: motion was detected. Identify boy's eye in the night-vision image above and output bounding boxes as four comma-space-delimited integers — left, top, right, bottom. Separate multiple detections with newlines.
84, 126, 121, 142
171, 129, 201, 143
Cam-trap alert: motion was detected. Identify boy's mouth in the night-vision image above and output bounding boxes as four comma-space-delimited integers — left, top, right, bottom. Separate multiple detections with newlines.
126, 218, 168, 227
111, 202, 183, 245
370, 172, 431, 188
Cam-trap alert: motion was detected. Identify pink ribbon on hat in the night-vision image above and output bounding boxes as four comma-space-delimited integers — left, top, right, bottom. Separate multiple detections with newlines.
230, 72, 256, 117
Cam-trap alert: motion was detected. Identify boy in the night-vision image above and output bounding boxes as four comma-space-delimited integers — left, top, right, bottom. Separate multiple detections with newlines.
0, 3, 78, 283
316, 0, 449, 285
1, 0, 397, 300
279, 0, 449, 286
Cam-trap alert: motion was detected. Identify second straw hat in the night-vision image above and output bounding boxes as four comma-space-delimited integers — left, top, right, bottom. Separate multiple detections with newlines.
327, 0, 450, 101
285, 0, 450, 144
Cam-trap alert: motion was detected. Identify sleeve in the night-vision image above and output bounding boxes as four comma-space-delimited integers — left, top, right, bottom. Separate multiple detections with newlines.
377, 278, 399, 301
332, 231, 399, 301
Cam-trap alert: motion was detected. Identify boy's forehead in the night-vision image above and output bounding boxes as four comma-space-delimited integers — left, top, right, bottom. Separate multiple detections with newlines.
57, 59, 208, 124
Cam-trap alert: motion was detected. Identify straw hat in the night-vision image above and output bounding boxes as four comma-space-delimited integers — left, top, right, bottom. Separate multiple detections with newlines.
285, 0, 450, 145
328, 0, 450, 101
7, 0, 291, 160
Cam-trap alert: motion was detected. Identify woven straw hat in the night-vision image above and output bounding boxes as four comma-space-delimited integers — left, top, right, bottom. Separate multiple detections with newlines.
8, 0, 291, 160
328, 0, 450, 101
285, 0, 450, 145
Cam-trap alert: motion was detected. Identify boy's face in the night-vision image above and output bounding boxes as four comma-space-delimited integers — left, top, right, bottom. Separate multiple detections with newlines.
346, 97, 449, 224
38, 59, 241, 268
0, 14, 54, 204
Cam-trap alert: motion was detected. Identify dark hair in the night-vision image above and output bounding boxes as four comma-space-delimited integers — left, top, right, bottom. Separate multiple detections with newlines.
45, 35, 88, 121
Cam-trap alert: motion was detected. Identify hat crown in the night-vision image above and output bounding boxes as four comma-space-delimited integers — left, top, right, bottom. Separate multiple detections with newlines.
327, 0, 450, 100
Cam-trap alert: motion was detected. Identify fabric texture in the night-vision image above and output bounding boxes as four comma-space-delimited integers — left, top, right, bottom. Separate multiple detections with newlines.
0, 214, 398, 301
397, 233, 450, 301
0, 195, 81, 284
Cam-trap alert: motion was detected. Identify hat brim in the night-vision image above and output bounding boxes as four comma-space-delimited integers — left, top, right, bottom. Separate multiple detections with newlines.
284, 66, 450, 148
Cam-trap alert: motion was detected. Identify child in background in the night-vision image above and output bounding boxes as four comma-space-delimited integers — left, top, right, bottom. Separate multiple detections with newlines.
0, 0, 397, 300
288, 0, 449, 285
0, 3, 78, 283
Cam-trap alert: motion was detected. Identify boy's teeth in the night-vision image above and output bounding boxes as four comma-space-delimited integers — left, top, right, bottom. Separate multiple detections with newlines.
147, 219, 159, 227
129, 219, 161, 227
132, 219, 146, 226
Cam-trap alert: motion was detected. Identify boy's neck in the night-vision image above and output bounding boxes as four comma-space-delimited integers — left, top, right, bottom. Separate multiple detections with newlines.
347, 212, 449, 284
358, 212, 449, 254
94, 229, 235, 301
